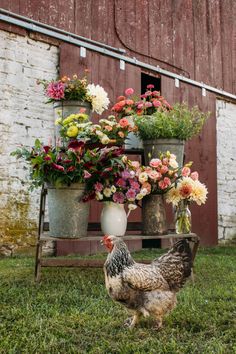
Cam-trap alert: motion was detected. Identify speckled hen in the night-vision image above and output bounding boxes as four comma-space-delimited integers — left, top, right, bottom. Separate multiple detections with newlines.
102, 235, 192, 329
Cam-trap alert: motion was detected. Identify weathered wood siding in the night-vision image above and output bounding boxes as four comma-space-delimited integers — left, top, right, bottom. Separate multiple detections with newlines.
1, 0, 235, 246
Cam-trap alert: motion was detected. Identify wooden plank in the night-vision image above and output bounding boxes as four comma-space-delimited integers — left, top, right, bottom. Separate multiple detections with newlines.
192, 0, 210, 83
220, 0, 234, 93
172, 0, 194, 78
40, 258, 151, 267
39, 233, 198, 242
149, 0, 173, 65
206, 0, 223, 89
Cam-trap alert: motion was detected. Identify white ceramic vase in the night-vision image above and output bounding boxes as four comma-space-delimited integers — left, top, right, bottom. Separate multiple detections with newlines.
100, 202, 127, 236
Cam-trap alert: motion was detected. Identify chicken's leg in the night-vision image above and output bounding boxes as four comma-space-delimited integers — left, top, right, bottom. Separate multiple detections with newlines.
124, 312, 140, 329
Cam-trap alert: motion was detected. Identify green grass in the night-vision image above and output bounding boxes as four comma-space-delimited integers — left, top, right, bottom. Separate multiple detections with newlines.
0, 246, 236, 354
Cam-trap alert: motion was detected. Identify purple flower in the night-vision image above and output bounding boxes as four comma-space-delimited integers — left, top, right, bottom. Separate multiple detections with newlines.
126, 189, 136, 201
113, 192, 125, 204
129, 180, 140, 191
121, 169, 131, 179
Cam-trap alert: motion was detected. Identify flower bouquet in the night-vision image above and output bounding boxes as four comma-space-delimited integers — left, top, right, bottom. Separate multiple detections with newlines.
111, 85, 171, 118
11, 139, 91, 189
37, 73, 110, 115
166, 167, 208, 233
55, 114, 136, 147
82, 146, 148, 208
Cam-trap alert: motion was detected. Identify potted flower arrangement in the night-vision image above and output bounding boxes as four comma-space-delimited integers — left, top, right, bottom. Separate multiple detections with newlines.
112, 85, 210, 164
82, 146, 149, 236
37, 73, 110, 122
111, 85, 171, 150
166, 167, 208, 234
130, 151, 186, 235
55, 114, 137, 147
11, 139, 92, 238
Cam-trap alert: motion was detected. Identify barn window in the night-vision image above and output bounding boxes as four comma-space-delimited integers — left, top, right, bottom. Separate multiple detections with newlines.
141, 73, 161, 94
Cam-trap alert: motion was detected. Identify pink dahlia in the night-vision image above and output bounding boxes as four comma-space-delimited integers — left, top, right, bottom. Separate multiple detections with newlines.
46, 81, 65, 100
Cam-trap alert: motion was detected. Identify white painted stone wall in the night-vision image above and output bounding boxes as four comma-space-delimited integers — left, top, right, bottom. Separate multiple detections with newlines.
216, 100, 236, 241
0, 29, 59, 250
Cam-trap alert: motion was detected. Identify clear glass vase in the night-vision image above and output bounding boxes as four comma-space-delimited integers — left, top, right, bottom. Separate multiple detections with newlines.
175, 200, 191, 234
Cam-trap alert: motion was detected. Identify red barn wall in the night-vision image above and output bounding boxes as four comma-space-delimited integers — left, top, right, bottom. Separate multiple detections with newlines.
1, 0, 235, 246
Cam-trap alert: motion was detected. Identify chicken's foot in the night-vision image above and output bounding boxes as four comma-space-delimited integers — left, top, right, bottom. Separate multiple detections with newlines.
153, 317, 163, 331
124, 312, 140, 329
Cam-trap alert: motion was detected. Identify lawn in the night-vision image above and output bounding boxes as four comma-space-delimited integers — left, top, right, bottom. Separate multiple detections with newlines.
0, 246, 236, 354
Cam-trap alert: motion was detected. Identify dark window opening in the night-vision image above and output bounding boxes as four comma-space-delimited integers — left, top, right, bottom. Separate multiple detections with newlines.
141, 73, 161, 94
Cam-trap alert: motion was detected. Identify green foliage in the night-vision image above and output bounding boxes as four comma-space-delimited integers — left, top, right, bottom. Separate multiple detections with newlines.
134, 102, 210, 141
11, 139, 88, 189
0, 246, 235, 353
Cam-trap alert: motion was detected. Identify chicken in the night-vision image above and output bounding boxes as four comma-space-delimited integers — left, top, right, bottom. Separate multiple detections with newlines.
102, 235, 192, 329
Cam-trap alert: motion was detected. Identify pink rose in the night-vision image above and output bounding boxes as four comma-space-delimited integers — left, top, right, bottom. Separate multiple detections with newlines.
152, 100, 162, 107
158, 177, 171, 190
149, 158, 161, 168
182, 167, 191, 177
144, 102, 152, 108
119, 118, 130, 127
160, 165, 169, 174
125, 88, 134, 96
147, 84, 154, 89
191, 171, 199, 181
147, 170, 161, 181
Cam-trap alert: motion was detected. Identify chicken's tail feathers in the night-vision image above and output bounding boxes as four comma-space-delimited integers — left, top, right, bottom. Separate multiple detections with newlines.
171, 238, 193, 276
153, 238, 193, 290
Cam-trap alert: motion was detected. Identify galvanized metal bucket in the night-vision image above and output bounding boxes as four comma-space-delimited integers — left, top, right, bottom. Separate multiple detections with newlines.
47, 183, 89, 238
53, 100, 92, 143
143, 139, 185, 166
142, 194, 168, 235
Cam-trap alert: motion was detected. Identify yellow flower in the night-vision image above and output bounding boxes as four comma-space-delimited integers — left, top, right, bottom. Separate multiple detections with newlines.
67, 126, 79, 138
55, 118, 62, 125
165, 187, 181, 206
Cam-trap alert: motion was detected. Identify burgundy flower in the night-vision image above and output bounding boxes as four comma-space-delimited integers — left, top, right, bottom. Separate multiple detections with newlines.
44, 155, 51, 161
43, 146, 51, 153
67, 166, 76, 172
51, 163, 65, 172
68, 140, 85, 151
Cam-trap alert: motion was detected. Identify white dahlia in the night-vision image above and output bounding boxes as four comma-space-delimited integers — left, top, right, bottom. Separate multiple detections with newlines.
87, 84, 110, 115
